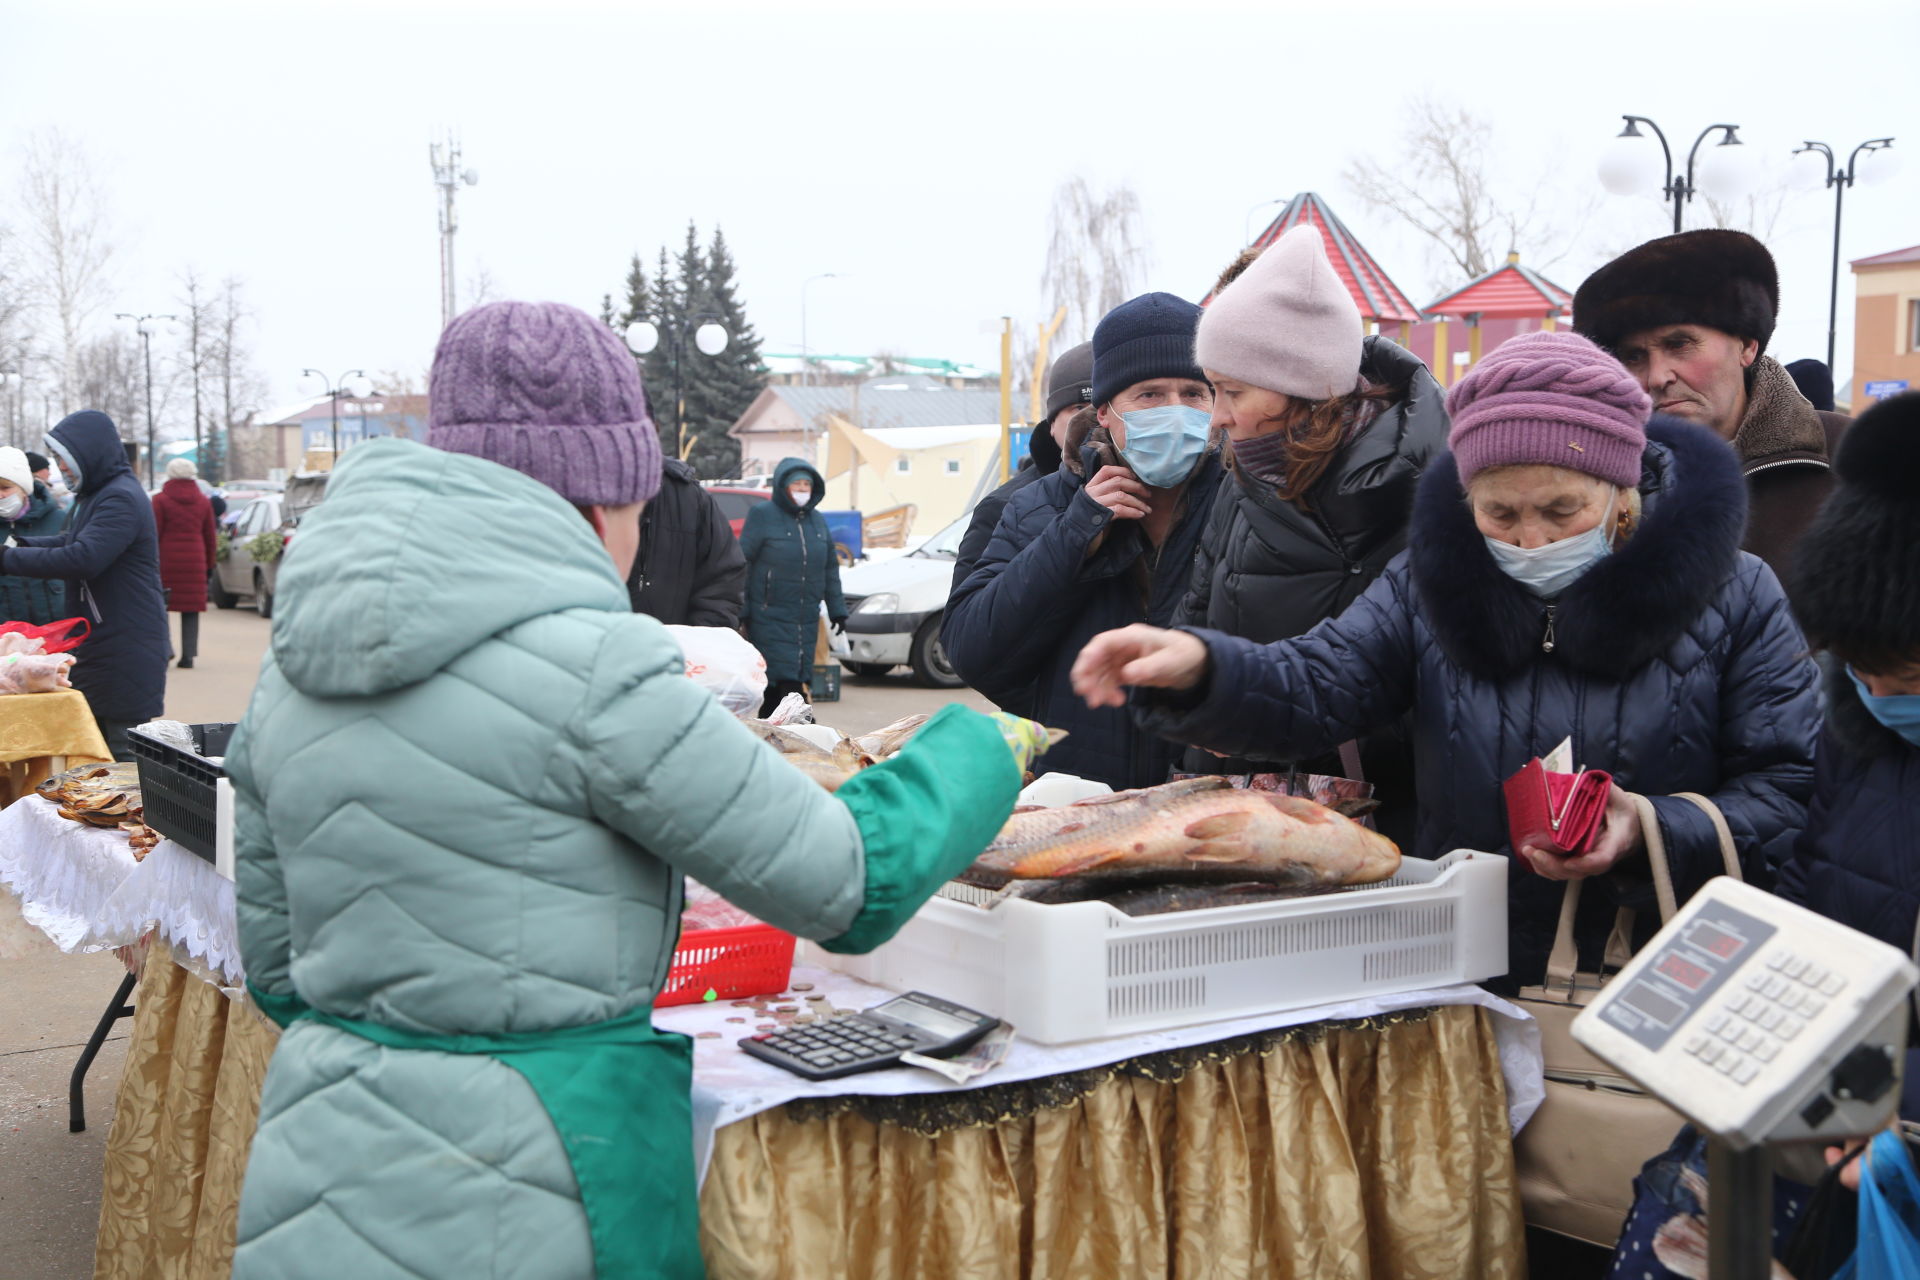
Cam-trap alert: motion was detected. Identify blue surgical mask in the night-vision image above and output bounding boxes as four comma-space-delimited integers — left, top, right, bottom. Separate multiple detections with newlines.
1117, 405, 1211, 489
1484, 492, 1617, 598
1848, 668, 1920, 748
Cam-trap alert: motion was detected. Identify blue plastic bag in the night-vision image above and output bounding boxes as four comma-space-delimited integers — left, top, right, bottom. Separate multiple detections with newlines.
1835, 1128, 1920, 1280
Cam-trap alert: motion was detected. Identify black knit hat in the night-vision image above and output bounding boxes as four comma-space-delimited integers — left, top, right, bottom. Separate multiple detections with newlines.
1786, 359, 1835, 412
1573, 230, 1779, 356
1090, 293, 1206, 406
1792, 392, 1920, 671
24, 451, 49, 475
1045, 341, 1095, 420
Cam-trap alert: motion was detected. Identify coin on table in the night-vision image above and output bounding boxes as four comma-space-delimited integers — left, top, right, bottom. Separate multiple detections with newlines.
696, 1031, 722, 1040
790, 983, 815, 992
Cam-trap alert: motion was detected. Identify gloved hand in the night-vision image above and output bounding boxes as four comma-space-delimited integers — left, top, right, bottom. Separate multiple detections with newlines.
986, 711, 1058, 776
830, 615, 848, 630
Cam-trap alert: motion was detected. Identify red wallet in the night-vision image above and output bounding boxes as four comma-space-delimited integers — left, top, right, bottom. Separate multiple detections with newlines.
1503, 758, 1613, 858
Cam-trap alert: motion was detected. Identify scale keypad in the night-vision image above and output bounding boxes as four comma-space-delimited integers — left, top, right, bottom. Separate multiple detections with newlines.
1682, 947, 1846, 1086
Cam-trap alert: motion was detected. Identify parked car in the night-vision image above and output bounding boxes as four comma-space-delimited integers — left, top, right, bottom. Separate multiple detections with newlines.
209, 472, 329, 618
703, 485, 771, 538
828, 510, 969, 687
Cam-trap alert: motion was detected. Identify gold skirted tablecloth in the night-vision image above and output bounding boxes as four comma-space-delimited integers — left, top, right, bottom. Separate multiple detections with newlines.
0, 688, 109, 805
89, 975, 1522, 1280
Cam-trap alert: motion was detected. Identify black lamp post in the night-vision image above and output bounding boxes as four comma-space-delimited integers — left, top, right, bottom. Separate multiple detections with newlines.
1792, 137, 1897, 372
624, 316, 730, 461
115, 312, 178, 484
1598, 116, 1754, 234
300, 368, 373, 460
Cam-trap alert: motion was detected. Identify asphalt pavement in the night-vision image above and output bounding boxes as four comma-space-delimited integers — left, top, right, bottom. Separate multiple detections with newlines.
0, 603, 993, 1276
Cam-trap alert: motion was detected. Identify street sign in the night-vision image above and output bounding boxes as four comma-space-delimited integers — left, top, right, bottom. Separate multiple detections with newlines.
1864, 380, 1909, 401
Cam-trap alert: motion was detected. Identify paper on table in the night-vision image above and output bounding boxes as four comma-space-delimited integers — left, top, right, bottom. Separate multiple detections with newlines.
900, 1022, 1015, 1084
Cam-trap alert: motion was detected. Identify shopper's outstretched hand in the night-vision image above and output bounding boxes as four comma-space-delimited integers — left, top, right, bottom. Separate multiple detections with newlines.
1072, 626, 1208, 709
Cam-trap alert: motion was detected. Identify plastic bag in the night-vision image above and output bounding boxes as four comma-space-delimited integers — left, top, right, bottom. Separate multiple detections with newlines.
1835, 1128, 1920, 1280
0, 652, 74, 694
0, 617, 90, 653
764, 692, 813, 725
0, 633, 46, 656
663, 625, 767, 717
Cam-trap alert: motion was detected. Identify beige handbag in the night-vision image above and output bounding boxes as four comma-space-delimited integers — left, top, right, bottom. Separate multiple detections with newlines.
1512, 791, 1743, 1247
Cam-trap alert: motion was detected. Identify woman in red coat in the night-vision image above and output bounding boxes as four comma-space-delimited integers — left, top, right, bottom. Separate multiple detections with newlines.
152, 458, 217, 669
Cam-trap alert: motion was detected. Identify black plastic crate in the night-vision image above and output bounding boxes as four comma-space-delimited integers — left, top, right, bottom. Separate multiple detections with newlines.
809, 663, 841, 703
128, 723, 236, 864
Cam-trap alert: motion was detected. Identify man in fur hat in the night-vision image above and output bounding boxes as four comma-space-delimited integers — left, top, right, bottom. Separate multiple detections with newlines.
1574, 229, 1849, 587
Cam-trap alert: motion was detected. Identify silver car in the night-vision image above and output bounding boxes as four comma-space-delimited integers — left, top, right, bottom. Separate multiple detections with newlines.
209, 473, 328, 618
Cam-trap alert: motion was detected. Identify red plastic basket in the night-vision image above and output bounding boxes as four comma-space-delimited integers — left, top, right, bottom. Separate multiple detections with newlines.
655, 922, 797, 1007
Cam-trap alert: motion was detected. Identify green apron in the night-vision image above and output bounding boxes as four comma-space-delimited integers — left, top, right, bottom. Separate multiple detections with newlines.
249, 984, 704, 1280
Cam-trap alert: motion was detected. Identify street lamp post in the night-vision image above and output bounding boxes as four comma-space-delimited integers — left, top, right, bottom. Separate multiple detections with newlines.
1598, 116, 1756, 233
115, 312, 179, 485
800, 274, 841, 386
299, 368, 374, 461
1792, 137, 1897, 372
624, 317, 730, 463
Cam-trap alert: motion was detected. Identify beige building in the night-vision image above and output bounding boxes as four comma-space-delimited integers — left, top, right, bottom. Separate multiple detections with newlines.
1851, 245, 1920, 406
825, 424, 1004, 535
728, 375, 1012, 481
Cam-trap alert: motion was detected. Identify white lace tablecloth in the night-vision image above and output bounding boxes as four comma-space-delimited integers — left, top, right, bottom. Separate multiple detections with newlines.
0, 795, 241, 983
655, 961, 1544, 1186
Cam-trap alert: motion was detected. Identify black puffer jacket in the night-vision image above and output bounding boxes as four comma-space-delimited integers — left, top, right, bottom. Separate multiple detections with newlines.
1177, 338, 1445, 832
627, 458, 746, 628
945, 438, 1225, 791
4, 412, 169, 723
1134, 418, 1819, 988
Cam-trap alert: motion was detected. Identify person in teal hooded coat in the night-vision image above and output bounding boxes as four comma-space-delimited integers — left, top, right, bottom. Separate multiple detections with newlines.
740, 456, 846, 714
229, 302, 1026, 1280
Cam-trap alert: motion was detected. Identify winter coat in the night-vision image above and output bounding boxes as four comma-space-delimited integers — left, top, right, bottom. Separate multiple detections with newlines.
1736, 355, 1850, 590
627, 458, 747, 628
230, 438, 1020, 1278
0, 481, 68, 624
1132, 418, 1819, 989
1176, 337, 1446, 836
740, 457, 846, 683
945, 437, 1227, 791
944, 441, 1063, 718
4, 411, 169, 724
152, 477, 217, 612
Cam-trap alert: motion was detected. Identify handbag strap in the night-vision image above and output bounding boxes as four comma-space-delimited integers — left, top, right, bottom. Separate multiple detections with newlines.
1544, 792, 1694, 989
1673, 791, 1743, 880
1337, 740, 1365, 784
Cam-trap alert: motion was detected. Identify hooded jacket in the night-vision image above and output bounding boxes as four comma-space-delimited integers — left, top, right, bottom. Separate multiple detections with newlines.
1131, 418, 1819, 988
1732, 355, 1849, 588
945, 427, 1226, 791
3, 411, 168, 723
740, 457, 846, 683
627, 457, 747, 628
1175, 337, 1445, 827
0, 480, 68, 624
152, 476, 218, 612
230, 439, 1018, 1277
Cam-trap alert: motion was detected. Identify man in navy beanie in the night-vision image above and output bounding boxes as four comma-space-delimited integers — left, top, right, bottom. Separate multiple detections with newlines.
943, 293, 1223, 788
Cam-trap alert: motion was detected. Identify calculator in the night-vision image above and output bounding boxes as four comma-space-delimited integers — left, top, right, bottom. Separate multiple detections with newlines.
739, 990, 1000, 1080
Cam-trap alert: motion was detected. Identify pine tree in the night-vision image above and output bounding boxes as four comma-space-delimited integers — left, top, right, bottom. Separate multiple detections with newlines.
643, 246, 682, 463
688, 225, 764, 480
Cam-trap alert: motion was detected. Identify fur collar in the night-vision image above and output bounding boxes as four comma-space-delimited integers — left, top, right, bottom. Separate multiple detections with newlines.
1735, 356, 1830, 470
1410, 416, 1748, 681
1822, 657, 1914, 761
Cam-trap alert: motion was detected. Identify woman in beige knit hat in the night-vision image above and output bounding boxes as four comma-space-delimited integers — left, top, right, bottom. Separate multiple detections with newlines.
1178, 224, 1449, 842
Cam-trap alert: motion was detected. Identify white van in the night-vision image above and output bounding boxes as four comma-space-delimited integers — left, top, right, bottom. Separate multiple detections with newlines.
829, 511, 970, 687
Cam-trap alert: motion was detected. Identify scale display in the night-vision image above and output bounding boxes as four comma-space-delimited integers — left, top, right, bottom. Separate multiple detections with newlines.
1597, 899, 1777, 1052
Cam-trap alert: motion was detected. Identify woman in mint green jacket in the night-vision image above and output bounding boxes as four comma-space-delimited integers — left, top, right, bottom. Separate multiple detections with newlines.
231, 302, 1024, 1280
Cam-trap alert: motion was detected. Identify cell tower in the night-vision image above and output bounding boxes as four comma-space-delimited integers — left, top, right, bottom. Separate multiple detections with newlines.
430, 134, 479, 330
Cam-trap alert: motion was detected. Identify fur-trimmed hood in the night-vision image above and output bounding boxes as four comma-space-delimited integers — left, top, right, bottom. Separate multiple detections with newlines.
1735, 356, 1831, 472
1410, 415, 1748, 681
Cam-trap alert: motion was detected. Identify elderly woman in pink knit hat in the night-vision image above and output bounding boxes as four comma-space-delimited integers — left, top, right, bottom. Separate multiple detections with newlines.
1071, 329, 1819, 992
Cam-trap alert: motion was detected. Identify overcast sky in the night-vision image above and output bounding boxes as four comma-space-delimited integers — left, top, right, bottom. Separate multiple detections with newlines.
4, 0, 1916, 422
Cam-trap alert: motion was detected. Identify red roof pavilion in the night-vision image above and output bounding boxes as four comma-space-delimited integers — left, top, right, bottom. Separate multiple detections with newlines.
1423, 253, 1573, 321
1225, 192, 1424, 325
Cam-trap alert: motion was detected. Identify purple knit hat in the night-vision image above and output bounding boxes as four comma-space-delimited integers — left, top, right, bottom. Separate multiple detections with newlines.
428, 301, 662, 505
1445, 331, 1650, 488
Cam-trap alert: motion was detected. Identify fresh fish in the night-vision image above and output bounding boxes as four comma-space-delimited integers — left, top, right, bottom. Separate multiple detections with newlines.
961, 777, 1399, 890
853, 713, 931, 760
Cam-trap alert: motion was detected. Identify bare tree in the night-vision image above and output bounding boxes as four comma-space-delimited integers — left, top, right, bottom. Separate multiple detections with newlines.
1345, 95, 1591, 294
1040, 177, 1149, 352
178, 267, 220, 464
17, 129, 115, 405
70, 331, 143, 430
1701, 168, 1802, 243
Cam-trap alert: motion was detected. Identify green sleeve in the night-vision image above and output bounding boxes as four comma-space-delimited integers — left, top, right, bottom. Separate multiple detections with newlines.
818, 703, 1021, 953
246, 981, 310, 1029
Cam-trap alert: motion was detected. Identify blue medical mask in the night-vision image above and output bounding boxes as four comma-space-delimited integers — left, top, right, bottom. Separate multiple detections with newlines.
1117, 405, 1211, 489
1484, 492, 1617, 598
1848, 668, 1920, 748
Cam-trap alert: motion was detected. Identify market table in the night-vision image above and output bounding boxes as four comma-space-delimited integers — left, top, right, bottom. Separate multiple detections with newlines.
0, 794, 1543, 1279
0, 687, 109, 806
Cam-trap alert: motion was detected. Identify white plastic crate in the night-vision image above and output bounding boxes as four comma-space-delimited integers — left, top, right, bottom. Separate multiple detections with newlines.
809, 850, 1509, 1044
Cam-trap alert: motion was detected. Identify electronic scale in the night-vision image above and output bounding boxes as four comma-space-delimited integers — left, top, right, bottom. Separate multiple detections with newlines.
1572, 877, 1917, 1279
